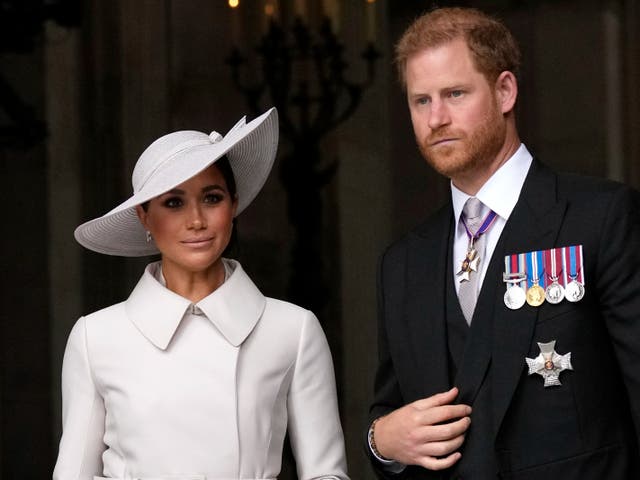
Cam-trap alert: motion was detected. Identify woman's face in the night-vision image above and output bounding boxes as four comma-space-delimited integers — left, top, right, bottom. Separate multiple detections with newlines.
136, 164, 237, 275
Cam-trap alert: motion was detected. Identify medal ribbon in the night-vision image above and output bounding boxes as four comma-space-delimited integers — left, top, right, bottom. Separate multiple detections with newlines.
461, 210, 498, 246
544, 248, 564, 286
526, 250, 545, 289
563, 245, 584, 284
504, 253, 527, 290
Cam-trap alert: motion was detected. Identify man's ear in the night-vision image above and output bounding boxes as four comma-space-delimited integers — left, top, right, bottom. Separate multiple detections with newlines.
495, 71, 518, 114
135, 205, 148, 230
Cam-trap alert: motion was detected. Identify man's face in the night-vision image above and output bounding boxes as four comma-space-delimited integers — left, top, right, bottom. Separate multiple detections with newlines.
405, 39, 507, 183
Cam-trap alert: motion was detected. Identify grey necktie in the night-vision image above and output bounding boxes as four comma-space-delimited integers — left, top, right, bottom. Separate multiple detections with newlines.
458, 197, 487, 324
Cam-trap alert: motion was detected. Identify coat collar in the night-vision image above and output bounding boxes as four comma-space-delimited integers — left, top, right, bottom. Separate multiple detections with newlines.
125, 260, 266, 350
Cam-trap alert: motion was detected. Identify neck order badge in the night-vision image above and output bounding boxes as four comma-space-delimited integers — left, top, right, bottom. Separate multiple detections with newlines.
457, 206, 498, 283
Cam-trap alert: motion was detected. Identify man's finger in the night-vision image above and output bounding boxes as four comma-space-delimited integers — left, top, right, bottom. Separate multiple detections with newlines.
412, 387, 460, 410
419, 416, 471, 443
418, 431, 467, 457
421, 404, 472, 426
419, 451, 462, 471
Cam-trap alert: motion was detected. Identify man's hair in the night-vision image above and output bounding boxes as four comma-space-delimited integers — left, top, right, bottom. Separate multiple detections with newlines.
395, 7, 521, 88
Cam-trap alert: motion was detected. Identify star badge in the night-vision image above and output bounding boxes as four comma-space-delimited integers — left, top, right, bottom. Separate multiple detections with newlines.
457, 249, 480, 283
525, 340, 573, 387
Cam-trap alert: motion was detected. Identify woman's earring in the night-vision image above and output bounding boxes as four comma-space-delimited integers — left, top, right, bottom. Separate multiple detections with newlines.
146, 231, 152, 243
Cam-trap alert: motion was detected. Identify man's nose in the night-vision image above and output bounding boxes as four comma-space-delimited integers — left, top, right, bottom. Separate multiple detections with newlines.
427, 100, 451, 130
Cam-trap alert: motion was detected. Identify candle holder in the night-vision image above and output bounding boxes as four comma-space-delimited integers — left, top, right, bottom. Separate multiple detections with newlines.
227, 15, 380, 317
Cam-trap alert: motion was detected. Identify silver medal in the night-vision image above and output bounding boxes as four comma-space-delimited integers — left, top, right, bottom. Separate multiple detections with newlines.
565, 280, 585, 302
545, 281, 565, 304
504, 285, 526, 310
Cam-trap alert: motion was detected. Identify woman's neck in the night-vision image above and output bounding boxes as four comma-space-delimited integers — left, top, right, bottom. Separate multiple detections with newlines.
161, 259, 226, 303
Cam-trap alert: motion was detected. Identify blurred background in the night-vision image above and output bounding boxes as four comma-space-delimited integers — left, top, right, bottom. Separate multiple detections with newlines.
0, 0, 638, 477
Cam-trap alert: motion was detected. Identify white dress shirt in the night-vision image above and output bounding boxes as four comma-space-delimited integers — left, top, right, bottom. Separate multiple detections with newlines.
451, 144, 533, 294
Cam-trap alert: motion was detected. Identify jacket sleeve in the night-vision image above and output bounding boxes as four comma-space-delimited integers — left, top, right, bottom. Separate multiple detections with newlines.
595, 185, 640, 439
370, 249, 406, 423
366, 250, 411, 479
286, 310, 350, 480
53, 317, 106, 480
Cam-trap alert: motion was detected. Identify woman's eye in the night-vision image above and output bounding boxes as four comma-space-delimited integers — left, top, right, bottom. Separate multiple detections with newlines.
204, 193, 224, 204
163, 197, 183, 208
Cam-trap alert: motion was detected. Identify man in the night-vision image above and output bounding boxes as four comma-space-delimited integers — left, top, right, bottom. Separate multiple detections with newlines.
367, 7, 640, 479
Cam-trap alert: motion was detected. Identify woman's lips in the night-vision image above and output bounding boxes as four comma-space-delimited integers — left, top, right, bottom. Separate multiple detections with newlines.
181, 237, 214, 248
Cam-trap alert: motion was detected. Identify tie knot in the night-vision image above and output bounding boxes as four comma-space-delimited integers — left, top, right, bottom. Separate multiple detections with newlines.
463, 197, 484, 228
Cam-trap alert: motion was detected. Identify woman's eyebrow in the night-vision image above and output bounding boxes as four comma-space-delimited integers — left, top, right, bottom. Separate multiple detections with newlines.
202, 184, 226, 192
163, 188, 185, 195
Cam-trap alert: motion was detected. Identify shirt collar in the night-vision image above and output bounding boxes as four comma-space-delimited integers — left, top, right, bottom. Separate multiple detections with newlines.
125, 259, 266, 350
451, 143, 533, 224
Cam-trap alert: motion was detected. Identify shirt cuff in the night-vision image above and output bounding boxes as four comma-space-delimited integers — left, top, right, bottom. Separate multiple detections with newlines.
368, 420, 406, 473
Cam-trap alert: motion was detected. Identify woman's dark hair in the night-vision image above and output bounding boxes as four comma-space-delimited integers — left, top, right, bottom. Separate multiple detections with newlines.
215, 155, 237, 199
140, 155, 240, 257
216, 156, 239, 258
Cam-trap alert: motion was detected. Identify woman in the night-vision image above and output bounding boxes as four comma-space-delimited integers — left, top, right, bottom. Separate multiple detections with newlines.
53, 108, 349, 480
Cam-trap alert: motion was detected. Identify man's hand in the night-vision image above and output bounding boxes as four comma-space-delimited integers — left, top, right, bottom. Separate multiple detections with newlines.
374, 387, 471, 471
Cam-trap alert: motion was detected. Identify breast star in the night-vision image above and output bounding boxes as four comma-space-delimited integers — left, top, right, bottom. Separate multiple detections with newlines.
525, 340, 573, 387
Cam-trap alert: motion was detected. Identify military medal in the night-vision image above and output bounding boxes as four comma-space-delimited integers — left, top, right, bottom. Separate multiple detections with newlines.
526, 285, 545, 306
457, 209, 498, 283
545, 281, 564, 304
525, 340, 573, 387
544, 248, 565, 304
503, 254, 527, 310
525, 250, 545, 307
504, 274, 527, 310
563, 245, 585, 302
566, 279, 585, 302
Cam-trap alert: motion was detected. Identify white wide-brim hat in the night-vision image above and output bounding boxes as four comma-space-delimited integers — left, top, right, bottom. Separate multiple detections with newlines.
74, 107, 278, 257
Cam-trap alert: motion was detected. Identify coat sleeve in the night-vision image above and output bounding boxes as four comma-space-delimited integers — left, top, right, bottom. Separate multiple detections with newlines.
366, 250, 412, 479
370, 249, 406, 423
53, 317, 106, 480
595, 185, 640, 439
286, 310, 350, 480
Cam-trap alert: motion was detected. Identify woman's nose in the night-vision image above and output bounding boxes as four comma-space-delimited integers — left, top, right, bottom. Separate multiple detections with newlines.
188, 207, 207, 230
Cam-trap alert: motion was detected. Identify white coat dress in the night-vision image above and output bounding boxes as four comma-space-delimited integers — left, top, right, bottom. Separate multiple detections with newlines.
53, 260, 348, 480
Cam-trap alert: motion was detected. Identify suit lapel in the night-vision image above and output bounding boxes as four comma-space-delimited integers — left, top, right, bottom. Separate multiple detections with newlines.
405, 205, 453, 397
491, 161, 568, 436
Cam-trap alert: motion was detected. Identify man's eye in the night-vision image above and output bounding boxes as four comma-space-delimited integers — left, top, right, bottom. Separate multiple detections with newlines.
449, 90, 464, 98
416, 97, 430, 105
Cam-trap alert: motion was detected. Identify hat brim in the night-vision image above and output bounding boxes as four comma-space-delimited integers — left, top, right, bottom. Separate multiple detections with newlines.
74, 107, 278, 257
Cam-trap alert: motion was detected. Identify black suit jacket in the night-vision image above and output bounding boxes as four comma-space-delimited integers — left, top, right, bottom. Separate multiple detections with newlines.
369, 161, 640, 479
